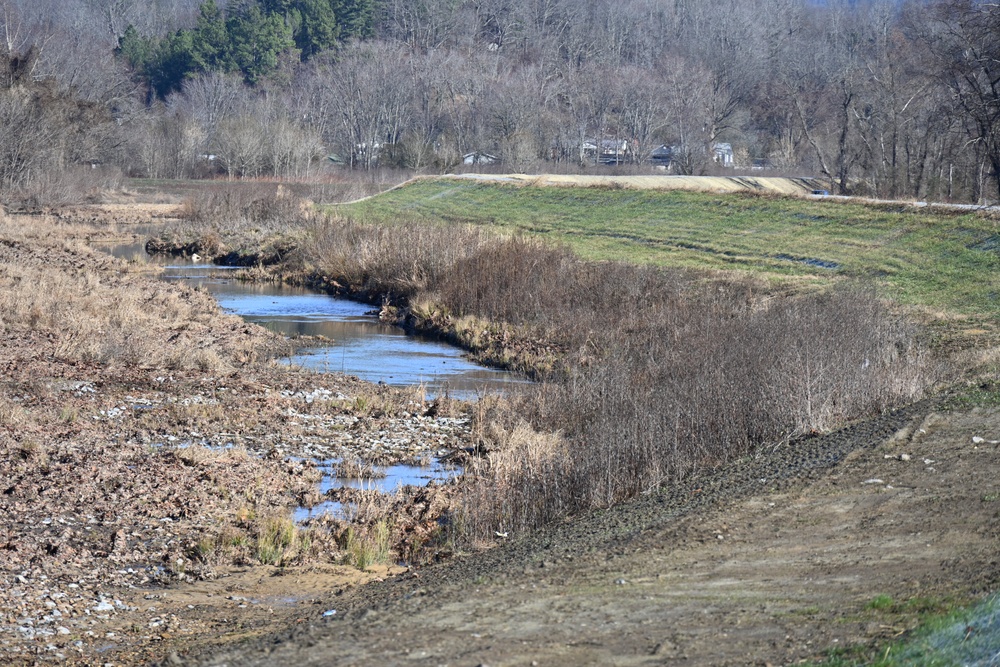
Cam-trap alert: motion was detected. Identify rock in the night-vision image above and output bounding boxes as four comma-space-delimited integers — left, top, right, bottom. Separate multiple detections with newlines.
898, 453, 911, 461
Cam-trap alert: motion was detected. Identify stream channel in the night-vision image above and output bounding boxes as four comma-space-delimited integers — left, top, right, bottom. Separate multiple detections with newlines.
99, 229, 528, 522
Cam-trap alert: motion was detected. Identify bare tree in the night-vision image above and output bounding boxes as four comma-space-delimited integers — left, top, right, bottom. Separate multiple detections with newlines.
321, 42, 412, 170
180, 71, 245, 147
616, 66, 666, 164
920, 0, 1000, 202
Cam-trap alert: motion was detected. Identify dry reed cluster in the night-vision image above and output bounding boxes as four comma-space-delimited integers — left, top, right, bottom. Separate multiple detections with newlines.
308, 218, 929, 539
180, 193, 933, 540
0, 261, 228, 368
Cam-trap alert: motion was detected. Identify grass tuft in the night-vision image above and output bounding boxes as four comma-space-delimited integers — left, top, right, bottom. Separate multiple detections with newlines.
342, 519, 392, 570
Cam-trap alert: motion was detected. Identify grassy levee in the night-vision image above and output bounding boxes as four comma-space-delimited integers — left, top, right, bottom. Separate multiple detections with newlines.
339, 177, 1000, 320
168, 183, 939, 540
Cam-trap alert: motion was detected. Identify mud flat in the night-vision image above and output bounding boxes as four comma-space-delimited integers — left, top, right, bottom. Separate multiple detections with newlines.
0, 208, 475, 665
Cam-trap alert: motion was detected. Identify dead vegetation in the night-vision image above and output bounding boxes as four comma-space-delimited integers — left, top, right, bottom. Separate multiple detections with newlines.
164, 191, 935, 543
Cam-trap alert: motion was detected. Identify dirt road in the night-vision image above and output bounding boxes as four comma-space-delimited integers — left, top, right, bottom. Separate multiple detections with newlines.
443, 173, 829, 195
194, 395, 1000, 666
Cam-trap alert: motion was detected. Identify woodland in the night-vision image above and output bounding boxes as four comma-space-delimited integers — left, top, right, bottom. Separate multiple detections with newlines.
0, 0, 998, 203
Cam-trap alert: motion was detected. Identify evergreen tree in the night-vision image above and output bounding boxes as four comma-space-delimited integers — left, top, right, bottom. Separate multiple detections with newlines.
148, 30, 197, 99
226, 4, 295, 85
116, 25, 155, 74
294, 0, 341, 59
191, 0, 233, 73
118, 0, 375, 100
332, 0, 376, 39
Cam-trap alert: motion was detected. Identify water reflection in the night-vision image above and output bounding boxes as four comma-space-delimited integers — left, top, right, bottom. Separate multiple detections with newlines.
293, 458, 461, 524
162, 267, 527, 400
94, 227, 528, 400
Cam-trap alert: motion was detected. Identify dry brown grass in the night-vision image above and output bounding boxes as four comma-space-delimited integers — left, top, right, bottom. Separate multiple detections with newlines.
0, 260, 232, 370
457, 283, 931, 539
303, 216, 495, 300
460, 421, 570, 539
336, 457, 386, 480
167, 195, 936, 541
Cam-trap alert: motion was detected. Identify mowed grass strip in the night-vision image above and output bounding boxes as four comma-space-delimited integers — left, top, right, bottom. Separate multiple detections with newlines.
338, 179, 1000, 318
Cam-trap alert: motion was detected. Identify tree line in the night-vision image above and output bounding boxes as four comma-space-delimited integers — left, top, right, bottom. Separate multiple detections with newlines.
0, 0, 998, 203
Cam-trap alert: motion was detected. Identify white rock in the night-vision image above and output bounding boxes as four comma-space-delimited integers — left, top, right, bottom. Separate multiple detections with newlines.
899, 454, 912, 461
973, 436, 985, 444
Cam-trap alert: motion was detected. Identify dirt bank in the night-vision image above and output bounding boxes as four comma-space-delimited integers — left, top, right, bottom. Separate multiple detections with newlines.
0, 209, 473, 665
194, 393, 1000, 666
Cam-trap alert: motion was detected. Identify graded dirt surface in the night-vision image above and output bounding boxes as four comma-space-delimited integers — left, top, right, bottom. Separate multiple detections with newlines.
195, 397, 1000, 667
3, 198, 999, 667
444, 173, 829, 195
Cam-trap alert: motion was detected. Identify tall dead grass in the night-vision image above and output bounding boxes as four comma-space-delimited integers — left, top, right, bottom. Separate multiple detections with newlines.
0, 250, 233, 370
174, 198, 933, 538
303, 217, 493, 299
156, 184, 314, 261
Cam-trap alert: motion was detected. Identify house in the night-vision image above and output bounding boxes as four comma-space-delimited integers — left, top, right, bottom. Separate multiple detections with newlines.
581, 138, 629, 165
712, 143, 734, 167
649, 143, 735, 169
598, 139, 628, 165
650, 144, 675, 167
462, 151, 498, 165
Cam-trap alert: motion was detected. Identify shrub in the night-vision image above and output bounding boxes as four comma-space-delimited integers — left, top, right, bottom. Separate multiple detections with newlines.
459, 283, 929, 538
342, 519, 392, 570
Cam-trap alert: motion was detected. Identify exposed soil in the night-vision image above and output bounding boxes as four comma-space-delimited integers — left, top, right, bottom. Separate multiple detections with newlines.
2, 201, 999, 667
193, 395, 1000, 666
0, 207, 471, 665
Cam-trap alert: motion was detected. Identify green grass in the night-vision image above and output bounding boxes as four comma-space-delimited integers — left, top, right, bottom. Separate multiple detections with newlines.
942, 382, 1000, 410
342, 519, 392, 570
338, 179, 1000, 319
867, 594, 897, 611
808, 594, 1000, 667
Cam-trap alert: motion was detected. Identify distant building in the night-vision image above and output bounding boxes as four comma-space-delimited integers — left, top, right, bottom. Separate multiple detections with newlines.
650, 144, 675, 167
581, 138, 629, 165
649, 143, 735, 169
463, 151, 498, 165
712, 143, 734, 167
